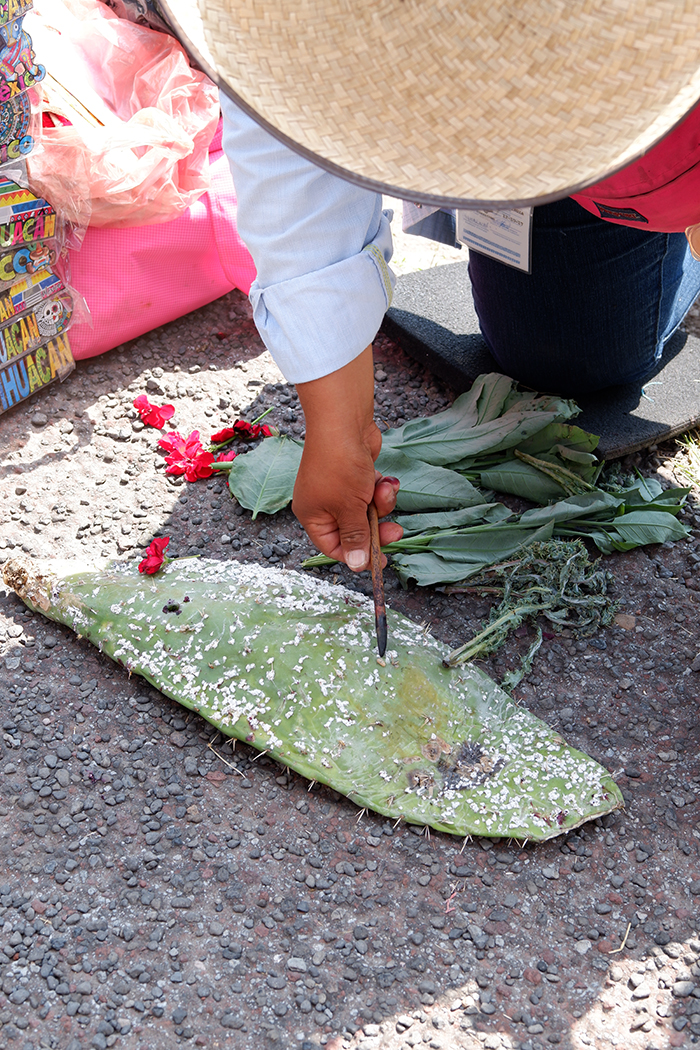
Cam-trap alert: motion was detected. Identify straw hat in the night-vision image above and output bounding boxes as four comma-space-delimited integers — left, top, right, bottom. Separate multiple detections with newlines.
161, 0, 700, 207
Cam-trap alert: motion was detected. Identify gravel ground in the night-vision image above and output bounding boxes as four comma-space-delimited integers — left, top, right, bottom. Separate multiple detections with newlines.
1, 286, 700, 1050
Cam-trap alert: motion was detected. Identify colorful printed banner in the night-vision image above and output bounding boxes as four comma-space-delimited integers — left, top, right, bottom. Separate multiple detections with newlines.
0, 17, 44, 100
0, 0, 32, 30
0, 289, 73, 365
0, 91, 31, 160
0, 330, 74, 412
0, 238, 58, 287
0, 266, 64, 322
0, 176, 56, 247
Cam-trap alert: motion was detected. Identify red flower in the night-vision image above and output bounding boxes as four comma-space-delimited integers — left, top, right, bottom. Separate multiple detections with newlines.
158, 430, 215, 481
157, 430, 184, 455
215, 450, 237, 462
210, 426, 238, 445
133, 395, 175, 429
138, 537, 170, 575
210, 420, 276, 447
233, 419, 257, 439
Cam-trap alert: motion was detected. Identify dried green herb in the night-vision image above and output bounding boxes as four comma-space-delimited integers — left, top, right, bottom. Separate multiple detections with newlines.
443, 540, 616, 684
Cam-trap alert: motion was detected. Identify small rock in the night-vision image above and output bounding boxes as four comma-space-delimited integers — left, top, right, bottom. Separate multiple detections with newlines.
673, 980, 696, 997
17, 790, 37, 810
287, 957, 306, 972
31, 413, 48, 427
220, 1013, 243, 1029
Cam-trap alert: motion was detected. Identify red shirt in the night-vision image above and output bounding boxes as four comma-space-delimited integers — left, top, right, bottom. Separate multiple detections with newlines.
572, 102, 700, 233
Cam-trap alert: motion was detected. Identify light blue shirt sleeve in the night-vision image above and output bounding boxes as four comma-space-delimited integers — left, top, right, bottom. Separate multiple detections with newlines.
220, 94, 395, 384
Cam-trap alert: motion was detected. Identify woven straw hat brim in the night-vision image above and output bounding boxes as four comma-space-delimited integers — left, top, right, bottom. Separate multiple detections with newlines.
162, 0, 700, 208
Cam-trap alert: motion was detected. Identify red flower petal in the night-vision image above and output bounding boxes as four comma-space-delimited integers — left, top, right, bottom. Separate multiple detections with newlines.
158, 431, 186, 454
215, 450, 237, 462
138, 536, 170, 574
210, 427, 237, 445
134, 395, 175, 429
232, 420, 255, 438
184, 430, 205, 457
183, 451, 215, 481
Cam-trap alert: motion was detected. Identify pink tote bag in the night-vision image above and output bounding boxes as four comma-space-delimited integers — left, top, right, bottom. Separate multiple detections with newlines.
68, 121, 257, 360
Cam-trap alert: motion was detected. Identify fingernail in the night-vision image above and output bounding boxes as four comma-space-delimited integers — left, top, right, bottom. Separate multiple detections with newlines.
382, 476, 400, 487
346, 550, 367, 571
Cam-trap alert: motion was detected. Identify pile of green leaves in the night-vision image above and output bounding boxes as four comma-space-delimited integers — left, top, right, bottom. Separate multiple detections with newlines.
215, 374, 690, 580
302, 478, 689, 585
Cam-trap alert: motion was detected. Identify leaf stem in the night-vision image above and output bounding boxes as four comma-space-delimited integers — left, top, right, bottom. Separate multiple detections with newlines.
444, 602, 544, 667
513, 449, 596, 494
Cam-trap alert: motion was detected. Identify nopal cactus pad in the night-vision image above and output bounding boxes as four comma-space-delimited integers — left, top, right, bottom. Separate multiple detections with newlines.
2, 556, 623, 841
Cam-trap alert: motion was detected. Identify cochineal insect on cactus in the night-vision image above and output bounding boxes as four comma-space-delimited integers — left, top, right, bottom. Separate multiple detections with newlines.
2, 555, 623, 841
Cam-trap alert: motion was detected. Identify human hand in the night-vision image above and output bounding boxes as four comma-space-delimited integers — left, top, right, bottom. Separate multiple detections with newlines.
293, 346, 403, 569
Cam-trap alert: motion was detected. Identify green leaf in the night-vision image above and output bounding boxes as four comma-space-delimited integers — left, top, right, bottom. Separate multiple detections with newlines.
453, 421, 600, 473
473, 372, 515, 423
427, 522, 555, 562
381, 373, 578, 467
519, 492, 622, 527
376, 449, 485, 511
606, 510, 690, 547
480, 461, 570, 503
575, 529, 617, 555
554, 444, 598, 467
619, 482, 690, 509
394, 504, 512, 535
390, 551, 491, 588
615, 477, 664, 503
227, 437, 303, 519
390, 522, 554, 587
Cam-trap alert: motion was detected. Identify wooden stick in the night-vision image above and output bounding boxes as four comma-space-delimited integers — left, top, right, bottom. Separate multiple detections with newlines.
368, 500, 387, 657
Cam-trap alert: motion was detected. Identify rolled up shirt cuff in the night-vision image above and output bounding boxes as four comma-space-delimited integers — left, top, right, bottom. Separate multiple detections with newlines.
250, 212, 396, 384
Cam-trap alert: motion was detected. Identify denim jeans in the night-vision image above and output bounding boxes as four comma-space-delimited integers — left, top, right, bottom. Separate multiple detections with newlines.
468, 197, 700, 396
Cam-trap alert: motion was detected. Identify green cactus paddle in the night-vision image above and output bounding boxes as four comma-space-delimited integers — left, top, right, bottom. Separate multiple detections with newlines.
2, 556, 622, 841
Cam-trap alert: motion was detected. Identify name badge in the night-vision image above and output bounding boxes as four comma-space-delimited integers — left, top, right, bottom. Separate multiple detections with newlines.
456, 207, 533, 273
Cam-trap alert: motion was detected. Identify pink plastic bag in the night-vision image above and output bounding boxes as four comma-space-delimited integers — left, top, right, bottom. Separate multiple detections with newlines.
68, 122, 257, 359
26, 0, 219, 228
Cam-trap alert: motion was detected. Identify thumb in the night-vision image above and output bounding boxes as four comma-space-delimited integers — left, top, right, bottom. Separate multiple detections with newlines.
337, 508, 371, 572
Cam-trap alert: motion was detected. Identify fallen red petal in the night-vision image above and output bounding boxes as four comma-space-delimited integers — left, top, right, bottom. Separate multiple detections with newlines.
138, 536, 170, 574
